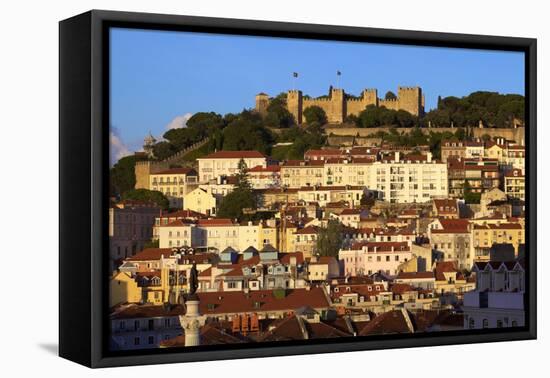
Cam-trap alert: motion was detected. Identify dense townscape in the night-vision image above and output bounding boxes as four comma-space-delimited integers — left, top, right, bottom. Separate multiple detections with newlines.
109, 87, 526, 350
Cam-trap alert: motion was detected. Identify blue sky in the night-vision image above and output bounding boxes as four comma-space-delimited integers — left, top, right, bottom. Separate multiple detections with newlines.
109, 27, 524, 162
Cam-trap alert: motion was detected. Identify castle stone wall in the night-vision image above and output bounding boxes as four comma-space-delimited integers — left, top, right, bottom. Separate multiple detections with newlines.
325, 126, 525, 144
256, 86, 424, 125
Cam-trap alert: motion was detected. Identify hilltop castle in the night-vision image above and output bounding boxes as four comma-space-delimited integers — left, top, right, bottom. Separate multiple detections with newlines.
255, 86, 425, 124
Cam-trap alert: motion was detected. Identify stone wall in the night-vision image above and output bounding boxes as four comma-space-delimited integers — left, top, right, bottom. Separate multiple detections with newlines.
256, 86, 424, 124
325, 126, 525, 144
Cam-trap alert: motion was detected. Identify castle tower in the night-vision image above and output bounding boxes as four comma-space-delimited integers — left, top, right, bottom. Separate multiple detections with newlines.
327, 88, 345, 123
143, 132, 156, 159
255, 93, 270, 117
361, 88, 379, 107
397, 86, 424, 116
287, 90, 303, 124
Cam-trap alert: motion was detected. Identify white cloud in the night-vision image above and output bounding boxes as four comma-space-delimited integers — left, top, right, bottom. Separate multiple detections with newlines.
165, 113, 193, 130
110, 127, 131, 166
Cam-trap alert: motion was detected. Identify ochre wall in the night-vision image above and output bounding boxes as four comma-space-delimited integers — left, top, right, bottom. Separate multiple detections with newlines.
256, 86, 424, 124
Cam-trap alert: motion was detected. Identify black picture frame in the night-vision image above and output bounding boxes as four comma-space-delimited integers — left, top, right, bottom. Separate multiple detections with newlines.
59, 9, 537, 368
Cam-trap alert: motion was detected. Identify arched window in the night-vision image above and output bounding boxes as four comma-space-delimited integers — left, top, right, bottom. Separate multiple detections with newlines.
482, 319, 489, 329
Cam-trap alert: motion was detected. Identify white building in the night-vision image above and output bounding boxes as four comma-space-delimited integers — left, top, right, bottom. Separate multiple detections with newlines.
368, 152, 448, 203
339, 241, 413, 277
149, 168, 198, 208
463, 260, 526, 329
197, 150, 267, 183
158, 218, 277, 253
297, 185, 366, 207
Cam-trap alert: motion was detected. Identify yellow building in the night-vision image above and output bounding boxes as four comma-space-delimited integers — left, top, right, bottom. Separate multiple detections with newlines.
472, 222, 525, 256
110, 271, 142, 307
281, 160, 325, 188
504, 169, 525, 201
149, 168, 199, 208
183, 187, 217, 216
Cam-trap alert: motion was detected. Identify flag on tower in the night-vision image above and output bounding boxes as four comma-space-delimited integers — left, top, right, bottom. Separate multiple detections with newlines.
337, 70, 341, 76
293, 72, 298, 78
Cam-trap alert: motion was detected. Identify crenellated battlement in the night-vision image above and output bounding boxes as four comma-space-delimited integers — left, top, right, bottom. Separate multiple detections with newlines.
255, 85, 424, 124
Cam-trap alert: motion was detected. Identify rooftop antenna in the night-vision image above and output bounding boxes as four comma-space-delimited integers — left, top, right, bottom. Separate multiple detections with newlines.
336, 70, 341, 89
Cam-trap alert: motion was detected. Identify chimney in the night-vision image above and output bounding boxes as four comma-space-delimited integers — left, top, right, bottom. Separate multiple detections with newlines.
427, 152, 432, 163
394, 152, 400, 163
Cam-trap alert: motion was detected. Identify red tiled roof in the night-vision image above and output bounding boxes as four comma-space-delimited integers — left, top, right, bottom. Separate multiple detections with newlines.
282, 160, 325, 167
162, 219, 194, 227
197, 218, 235, 227
359, 310, 413, 336
198, 288, 330, 315
433, 261, 460, 281
431, 219, 469, 234
473, 223, 523, 230
158, 209, 206, 219
294, 226, 320, 235
391, 283, 415, 294
153, 167, 197, 175
396, 271, 435, 280
126, 248, 173, 261
111, 304, 185, 319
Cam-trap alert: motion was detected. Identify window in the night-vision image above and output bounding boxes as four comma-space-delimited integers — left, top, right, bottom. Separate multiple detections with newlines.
482, 319, 489, 329
134, 337, 140, 346
119, 321, 125, 330
134, 320, 140, 330
164, 318, 171, 327
148, 336, 155, 345
469, 318, 475, 329
496, 320, 503, 328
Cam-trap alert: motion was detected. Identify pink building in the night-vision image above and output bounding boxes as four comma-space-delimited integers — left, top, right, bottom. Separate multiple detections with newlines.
339, 241, 412, 277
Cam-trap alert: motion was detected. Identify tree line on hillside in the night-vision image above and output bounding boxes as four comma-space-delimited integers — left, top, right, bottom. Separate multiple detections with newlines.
422, 91, 524, 128
109, 90, 523, 202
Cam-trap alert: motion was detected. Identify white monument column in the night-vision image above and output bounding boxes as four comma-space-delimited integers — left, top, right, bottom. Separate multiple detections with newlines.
181, 299, 202, 347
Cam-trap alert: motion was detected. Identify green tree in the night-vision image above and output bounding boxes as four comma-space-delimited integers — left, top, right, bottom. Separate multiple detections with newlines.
454, 127, 468, 141
463, 181, 481, 204
360, 192, 375, 208
395, 110, 415, 127
217, 159, 256, 220
481, 133, 492, 142
186, 112, 225, 132
264, 97, 294, 128
152, 141, 177, 160
385, 91, 397, 100
122, 189, 169, 209
143, 239, 160, 249
110, 155, 146, 196
222, 111, 274, 154
315, 219, 344, 257
303, 106, 328, 125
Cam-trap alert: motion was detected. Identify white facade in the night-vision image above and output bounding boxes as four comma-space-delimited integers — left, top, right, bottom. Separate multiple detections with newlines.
368, 153, 448, 203
463, 261, 525, 330
339, 242, 413, 276
197, 151, 267, 183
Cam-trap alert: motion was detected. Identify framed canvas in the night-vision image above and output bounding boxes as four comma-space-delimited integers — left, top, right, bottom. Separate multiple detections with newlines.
59, 10, 536, 368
